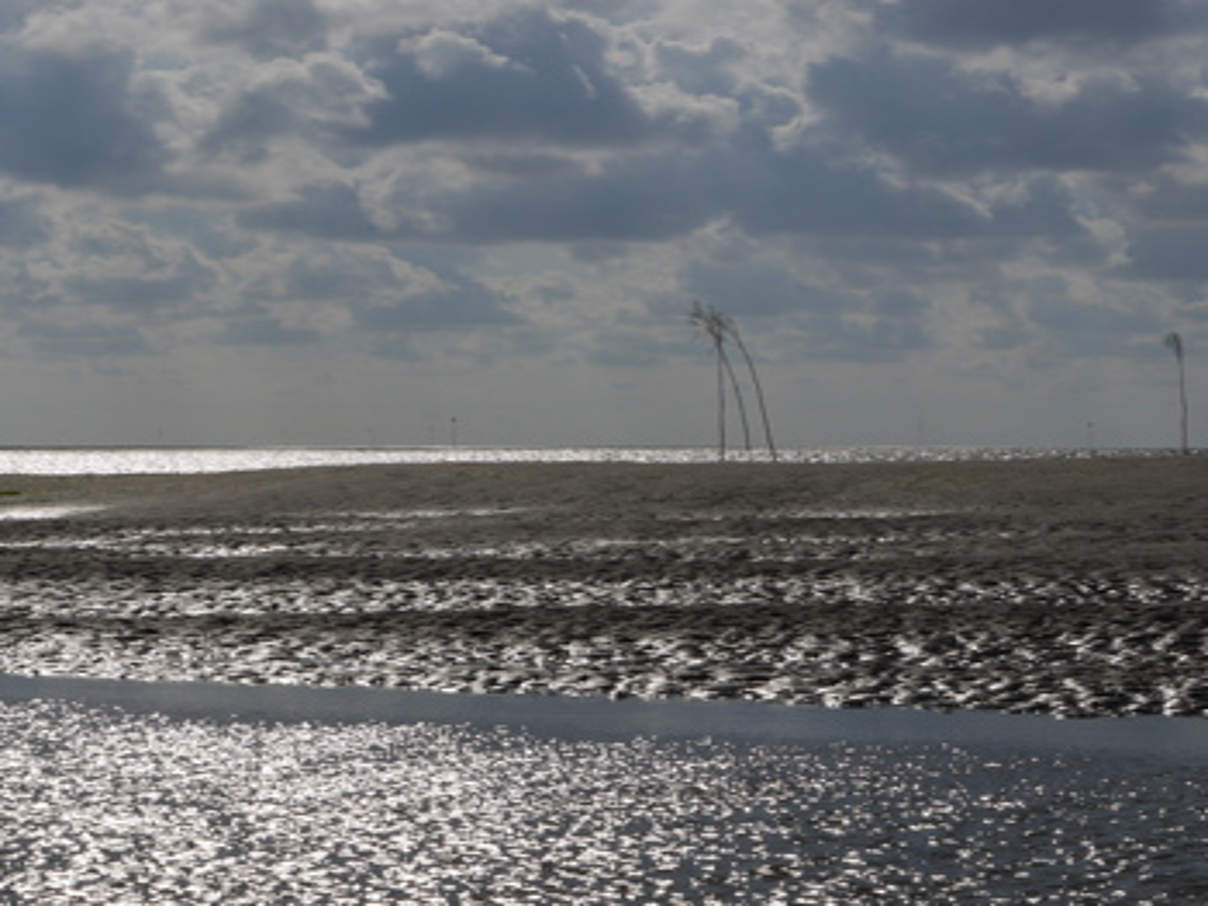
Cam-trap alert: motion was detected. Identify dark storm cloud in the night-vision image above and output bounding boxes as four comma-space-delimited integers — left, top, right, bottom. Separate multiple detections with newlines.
18, 320, 148, 357
204, 0, 327, 61
344, 8, 655, 146
0, 196, 49, 247
873, 0, 1203, 48
808, 49, 1208, 175
65, 252, 216, 310
0, 45, 170, 194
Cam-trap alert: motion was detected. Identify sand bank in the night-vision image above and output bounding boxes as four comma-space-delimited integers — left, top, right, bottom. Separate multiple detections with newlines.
0, 456, 1205, 716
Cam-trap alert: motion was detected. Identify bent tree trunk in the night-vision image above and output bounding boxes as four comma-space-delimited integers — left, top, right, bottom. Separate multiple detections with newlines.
727, 324, 777, 462
720, 343, 751, 452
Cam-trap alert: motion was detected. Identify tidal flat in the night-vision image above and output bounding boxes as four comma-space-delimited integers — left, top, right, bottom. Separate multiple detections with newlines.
0, 456, 1206, 716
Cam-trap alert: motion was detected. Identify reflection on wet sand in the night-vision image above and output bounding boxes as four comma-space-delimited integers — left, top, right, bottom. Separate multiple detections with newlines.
2, 685, 1207, 904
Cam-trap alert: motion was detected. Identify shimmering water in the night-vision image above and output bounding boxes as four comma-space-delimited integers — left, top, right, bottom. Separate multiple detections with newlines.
2, 677, 1207, 904
0, 444, 1190, 474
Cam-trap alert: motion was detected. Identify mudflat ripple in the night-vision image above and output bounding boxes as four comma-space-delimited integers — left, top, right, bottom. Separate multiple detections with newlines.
0, 488, 1206, 717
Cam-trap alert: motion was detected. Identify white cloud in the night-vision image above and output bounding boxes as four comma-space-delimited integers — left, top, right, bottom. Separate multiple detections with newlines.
405, 29, 520, 79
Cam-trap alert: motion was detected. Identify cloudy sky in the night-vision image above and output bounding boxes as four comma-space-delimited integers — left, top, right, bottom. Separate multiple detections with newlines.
0, 0, 1203, 448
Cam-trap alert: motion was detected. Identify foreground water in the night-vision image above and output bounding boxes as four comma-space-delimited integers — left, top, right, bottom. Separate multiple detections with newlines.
2, 675, 1207, 905
0, 444, 1191, 474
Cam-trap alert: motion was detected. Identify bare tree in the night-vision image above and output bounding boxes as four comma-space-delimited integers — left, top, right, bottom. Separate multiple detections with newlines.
721, 342, 752, 452
1164, 331, 1189, 454
690, 301, 750, 458
722, 316, 778, 462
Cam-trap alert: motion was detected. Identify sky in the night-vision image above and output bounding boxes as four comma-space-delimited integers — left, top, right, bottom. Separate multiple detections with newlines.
0, 0, 1204, 449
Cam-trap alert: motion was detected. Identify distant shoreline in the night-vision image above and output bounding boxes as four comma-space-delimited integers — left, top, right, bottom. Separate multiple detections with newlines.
0, 443, 1198, 477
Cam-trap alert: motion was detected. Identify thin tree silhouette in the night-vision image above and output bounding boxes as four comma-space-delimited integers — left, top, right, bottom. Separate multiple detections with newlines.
691, 300, 782, 462
1164, 331, 1189, 454
722, 316, 778, 462
691, 300, 739, 459
719, 334, 751, 453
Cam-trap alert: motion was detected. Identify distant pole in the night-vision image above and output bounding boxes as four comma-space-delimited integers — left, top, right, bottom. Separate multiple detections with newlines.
1164, 332, 1189, 455
715, 340, 726, 460
450, 416, 458, 447
1085, 420, 1096, 453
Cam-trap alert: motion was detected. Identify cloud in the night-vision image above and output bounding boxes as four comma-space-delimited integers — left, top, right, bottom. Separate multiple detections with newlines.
344, 8, 655, 145
874, 0, 1203, 48
585, 329, 685, 367
273, 249, 405, 305
681, 253, 933, 362
1029, 293, 1158, 356
0, 196, 49, 247
423, 139, 1047, 243
0, 44, 170, 194
354, 276, 518, 337
18, 320, 148, 357
408, 29, 516, 79
1120, 225, 1208, 281
727, 145, 987, 237
425, 153, 719, 241
122, 208, 255, 260
214, 309, 319, 346
655, 37, 744, 96
65, 251, 216, 311
808, 49, 1208, 175
982, 179, 1086, 237
238, 183, 387, 241
803, 290, 934, 362
241, 138, 1084, 250
198, 89, 299, 163
0, 1, 38, 33
683, 259, 845, 319
203, 0, 327, 61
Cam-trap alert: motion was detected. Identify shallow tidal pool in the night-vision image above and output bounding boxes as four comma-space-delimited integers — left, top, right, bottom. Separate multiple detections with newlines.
2, 677, 1207, 904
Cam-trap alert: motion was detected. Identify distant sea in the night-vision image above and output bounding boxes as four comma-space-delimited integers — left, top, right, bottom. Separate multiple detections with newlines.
0, 444, 1192, 475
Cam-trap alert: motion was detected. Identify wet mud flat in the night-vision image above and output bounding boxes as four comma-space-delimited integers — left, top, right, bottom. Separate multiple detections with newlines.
1, 456, 1206, 717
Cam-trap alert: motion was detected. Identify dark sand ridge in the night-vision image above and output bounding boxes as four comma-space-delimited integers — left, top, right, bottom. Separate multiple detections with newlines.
1, 456, 1206, 716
